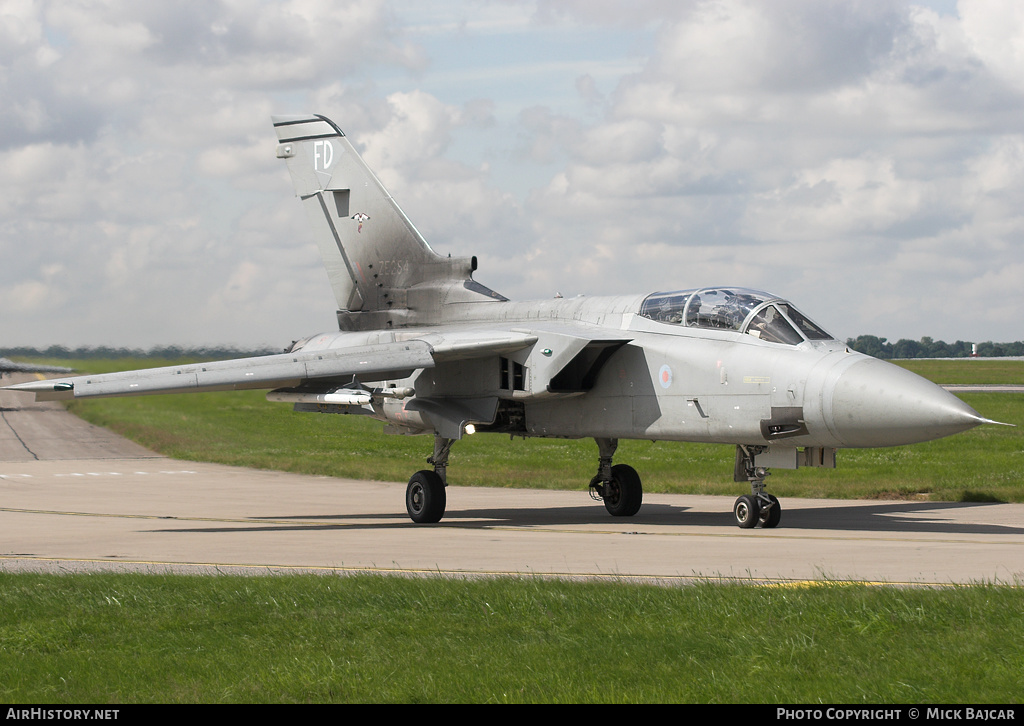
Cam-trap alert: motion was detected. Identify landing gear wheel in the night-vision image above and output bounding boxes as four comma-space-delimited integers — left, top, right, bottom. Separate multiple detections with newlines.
733, 494, 760, 529
602, 464, 643, 517
758, 494, 781, 529
406, 470, 446, 524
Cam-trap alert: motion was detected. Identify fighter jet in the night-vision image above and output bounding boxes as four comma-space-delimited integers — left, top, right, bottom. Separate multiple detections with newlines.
0, 357, 73, 378
4, 114, 1001, 528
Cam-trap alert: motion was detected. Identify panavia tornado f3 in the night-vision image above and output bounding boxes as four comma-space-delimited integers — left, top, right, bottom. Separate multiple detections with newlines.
5, 114, 1003, 528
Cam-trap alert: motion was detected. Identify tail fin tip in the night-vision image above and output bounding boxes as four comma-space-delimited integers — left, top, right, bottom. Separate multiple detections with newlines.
272, 114, 345, 141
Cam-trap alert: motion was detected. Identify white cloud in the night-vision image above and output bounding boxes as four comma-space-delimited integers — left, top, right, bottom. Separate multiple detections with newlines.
960, 0, 1024, 92
2, 0, 1023, 348
500, 0, 1024, 342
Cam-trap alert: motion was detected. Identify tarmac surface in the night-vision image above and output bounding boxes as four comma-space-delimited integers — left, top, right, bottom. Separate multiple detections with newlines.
2, 373, 1022, 586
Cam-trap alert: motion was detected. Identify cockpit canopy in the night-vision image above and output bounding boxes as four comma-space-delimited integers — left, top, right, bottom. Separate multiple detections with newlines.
639, 287, 834, 345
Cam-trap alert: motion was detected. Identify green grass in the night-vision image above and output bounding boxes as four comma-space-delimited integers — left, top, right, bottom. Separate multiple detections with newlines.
1, 573, 1021, 704
6, 358, 1024, 704
50, 357, 1024, 503
892, 358, 1024, 384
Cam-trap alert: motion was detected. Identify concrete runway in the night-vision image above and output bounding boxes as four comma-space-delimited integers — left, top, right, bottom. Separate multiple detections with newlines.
3, 374, 1022, 586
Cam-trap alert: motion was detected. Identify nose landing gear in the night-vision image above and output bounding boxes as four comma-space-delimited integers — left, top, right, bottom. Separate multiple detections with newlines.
734, 445, 782, 529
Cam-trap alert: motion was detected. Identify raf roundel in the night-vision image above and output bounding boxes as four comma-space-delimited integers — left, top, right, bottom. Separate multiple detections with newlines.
658, 364, 673, 389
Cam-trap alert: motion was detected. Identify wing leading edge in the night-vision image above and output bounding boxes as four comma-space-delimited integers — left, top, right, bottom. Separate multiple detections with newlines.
3, 342, 433, 401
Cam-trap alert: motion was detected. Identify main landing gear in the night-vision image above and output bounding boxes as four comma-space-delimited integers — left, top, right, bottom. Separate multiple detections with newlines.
405, 434, 647, 524
405, 434, 453, 524
733, 445, 782, 529
588, 438, 643, 517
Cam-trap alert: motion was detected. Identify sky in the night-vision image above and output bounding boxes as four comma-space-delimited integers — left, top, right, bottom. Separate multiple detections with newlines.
1, 0, 1022, 349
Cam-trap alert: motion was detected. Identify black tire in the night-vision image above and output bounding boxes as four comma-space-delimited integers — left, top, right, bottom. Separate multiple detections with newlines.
406, 470, 446, 524
759, 494, 782, 529
603, 464, 643, 517
734, 494, 760, 529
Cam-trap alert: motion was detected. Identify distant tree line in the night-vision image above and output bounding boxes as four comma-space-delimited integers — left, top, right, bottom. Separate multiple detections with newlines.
1, 345, 280, 360
846, 336, 1024, 359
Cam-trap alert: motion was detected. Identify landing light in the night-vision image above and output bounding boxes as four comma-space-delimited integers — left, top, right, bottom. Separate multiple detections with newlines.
464, 424, 476, 435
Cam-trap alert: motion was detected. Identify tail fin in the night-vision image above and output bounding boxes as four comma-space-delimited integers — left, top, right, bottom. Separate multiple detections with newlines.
272, 115, 497, 328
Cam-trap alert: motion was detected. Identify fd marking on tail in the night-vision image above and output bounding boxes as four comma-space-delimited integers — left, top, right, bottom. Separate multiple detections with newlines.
314, 140, 334, 170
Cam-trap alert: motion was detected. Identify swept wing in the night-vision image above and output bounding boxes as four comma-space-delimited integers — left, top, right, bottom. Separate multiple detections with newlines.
4, 331, 538, 402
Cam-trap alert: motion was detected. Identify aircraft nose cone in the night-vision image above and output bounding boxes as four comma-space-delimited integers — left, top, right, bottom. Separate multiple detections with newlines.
828, 358, 985, 447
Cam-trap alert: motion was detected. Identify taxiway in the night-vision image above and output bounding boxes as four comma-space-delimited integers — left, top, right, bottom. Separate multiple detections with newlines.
3, 374, 1022, 585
